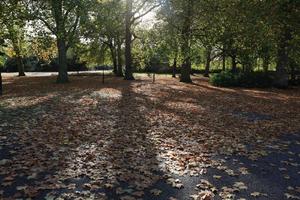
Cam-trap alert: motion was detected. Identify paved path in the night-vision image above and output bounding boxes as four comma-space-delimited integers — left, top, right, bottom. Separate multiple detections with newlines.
1, 71, 113, 77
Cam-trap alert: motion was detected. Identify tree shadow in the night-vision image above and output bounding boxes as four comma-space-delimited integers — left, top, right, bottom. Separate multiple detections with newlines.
1, 75, 299, 199
0, 77, 175, 199
99, 81, 164, 198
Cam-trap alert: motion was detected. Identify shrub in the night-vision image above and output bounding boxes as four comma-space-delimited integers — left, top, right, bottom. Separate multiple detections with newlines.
238, 72, 274, 88
210, 71, 274, 88
209, 71, 239, 87
3, 57, 19, 72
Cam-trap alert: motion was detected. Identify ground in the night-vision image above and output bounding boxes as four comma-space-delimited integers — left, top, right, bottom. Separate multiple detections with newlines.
0, 74, 300, 200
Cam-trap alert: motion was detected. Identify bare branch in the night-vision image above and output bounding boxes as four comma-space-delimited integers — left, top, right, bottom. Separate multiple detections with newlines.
66, 15, 80, 49
37, 16, 56, 34
132, 0, 148, 15
131, 3, 161, 23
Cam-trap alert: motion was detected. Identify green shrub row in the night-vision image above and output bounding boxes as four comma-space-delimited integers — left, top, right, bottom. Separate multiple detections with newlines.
209, 71, 274, 88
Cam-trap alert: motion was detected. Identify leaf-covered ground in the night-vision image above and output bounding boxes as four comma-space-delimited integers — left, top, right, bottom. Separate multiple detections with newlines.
0, 74, 300, 200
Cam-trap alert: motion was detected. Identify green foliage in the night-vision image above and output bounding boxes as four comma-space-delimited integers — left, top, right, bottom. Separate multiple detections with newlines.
0, 0, 297, 87
210, 71, 274, 88
210, 71, 239, 87
0, 57, 5, 69
0, 0, 27, 58
237, 72, 274, 88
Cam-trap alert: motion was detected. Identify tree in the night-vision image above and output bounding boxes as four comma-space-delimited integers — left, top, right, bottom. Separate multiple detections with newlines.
0, 39, 4, 96
163, 0, 202, 83
266, 0, 300, 88
193, 0, 222, 77
83, 0, 125, 77
177, 0, 194, 82
124, 0, 161, 80
132, 24, 171, 73
0, 0, 27, 76
28, 35, 57, 61
158, 0, 181, 78
25, 0, 88, 83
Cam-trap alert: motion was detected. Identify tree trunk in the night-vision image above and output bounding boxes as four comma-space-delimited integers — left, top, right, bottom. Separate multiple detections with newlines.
52, 0, 69, 83
172, 50, 178, 78
112, 48, 118, 75
275, 46, 289, 88
180, 1, 192, 83
262, 56, 270, 73
231, 55, 237, 73
290, 59, 296, 83
109, 42, 118, 75
0, 70, 2, 96
204, 47, 211, 77
56, 38, 69, 83
124, 0, 134, 80
9, 28, 25, 77
274, 29, 290, 88
13, 44, 25, 76
181, 56, 192, 82
17, 56, 25, 76
116, 38, 123, 77
242, 56, 253, 73
172, 57, 177, 78
222, 54, 226, 71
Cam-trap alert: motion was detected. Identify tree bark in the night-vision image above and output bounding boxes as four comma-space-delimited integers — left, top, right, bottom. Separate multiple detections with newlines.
17, 56, 25, 76
262, 56, 270, 73
124, 0, 134, 80
172, 50, 178, 78
222, 54, 226, 71
204, 47, 211, 77
9, 27, 25, 77
274, 29, 290, 88
231, 55, 237, 73
242, 56, 253, 73
116, 38, 123, 77
172, 57, 177, 78
290, 58, 296, 83
56, 38, 69, 83
109, 41, 118, 75
12, 43, 25, 76
52, 0, 69, 83
180, 0, 193, 83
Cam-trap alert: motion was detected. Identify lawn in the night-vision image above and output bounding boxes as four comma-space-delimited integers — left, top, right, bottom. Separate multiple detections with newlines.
0, 74, 300, 200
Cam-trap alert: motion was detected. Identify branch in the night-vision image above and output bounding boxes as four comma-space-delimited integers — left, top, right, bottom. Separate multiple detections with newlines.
63, 5, 77, 23
98, 35, 111, 47
37, 16, 56, 34
131, 3, 161, 23
132, 0, 148, 15
131, 32, 140, 42
66, 15, 80, 36
211, 52, 223, 60
66, 15, 80, 49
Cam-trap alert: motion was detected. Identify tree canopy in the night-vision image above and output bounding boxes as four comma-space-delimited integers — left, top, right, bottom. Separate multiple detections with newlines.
0, 0, 299, 87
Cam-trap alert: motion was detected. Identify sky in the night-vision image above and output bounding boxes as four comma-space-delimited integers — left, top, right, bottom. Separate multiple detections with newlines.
139, 9, 158, 29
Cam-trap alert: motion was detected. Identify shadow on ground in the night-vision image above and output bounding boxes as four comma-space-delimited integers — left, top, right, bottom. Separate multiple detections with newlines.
0, 75, 299, 199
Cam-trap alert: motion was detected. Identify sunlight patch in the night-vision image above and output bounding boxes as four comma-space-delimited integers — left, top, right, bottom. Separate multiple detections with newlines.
91, 89, 122, 99
0, 94, 57, 109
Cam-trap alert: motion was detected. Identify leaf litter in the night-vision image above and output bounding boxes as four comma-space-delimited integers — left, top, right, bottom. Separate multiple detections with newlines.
0, 75, 300, 199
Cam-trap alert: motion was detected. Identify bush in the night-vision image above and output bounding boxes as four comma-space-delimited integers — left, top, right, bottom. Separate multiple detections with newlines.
210, 71, 239, 87
3, 57, 19, 72
238, 72, 274, 88
3, 56, 88, 72
210, 71, 274, 88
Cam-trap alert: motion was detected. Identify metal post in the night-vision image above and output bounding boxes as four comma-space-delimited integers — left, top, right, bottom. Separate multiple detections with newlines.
102, 68, 105, 84
153, 73, 155, 83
